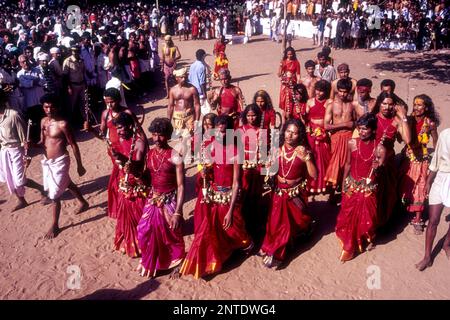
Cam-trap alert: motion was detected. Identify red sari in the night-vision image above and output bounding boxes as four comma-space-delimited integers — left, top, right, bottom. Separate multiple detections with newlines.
114, 134, 147, 258
336, 138, 380, 261
279, 59, 301, 112
399, 118, 431, 213
106, 109, 121, 219
191, 15, 200, 38
260, 146, 312, 261
306, 98, 331, 193
375, 114, 398, 226
180, 143, 252, 279
137, 147, 185, 277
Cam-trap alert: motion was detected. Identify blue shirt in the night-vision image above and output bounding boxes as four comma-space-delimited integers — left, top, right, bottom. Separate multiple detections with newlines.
188, 60, 206, 97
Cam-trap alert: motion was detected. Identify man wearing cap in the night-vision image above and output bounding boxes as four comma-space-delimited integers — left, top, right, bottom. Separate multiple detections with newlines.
168, 67, 200, 152
161, 35, 181, 99
330, 63, 357, 100
62, 45, 86, 125
37, 52, 57, 96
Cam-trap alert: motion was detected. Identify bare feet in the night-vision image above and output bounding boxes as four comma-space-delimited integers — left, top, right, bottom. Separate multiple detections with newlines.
75, 201, 89, 215
136, 259, 144, 273
44, 225, 60, 239
339, 250, 354, 263
443, 245, 450, 259
12, 200, 28, 212
415, 257, 433, 271
169, 266, 181, 279
366, 243, 376, 251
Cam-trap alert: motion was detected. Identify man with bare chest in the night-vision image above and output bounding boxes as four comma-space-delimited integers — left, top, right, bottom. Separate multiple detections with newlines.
39, 94, 88, 239
324, 78, 356, 197
352, 78, 376, 119
330, 63, 357, 100
210, 69, 244, 129
168, 68, 200, 153
302, 60, 318, 100
162, 35, 182, 99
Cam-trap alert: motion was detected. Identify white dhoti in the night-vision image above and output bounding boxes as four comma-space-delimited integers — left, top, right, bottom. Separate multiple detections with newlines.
41, 153, 71, 200
0, 147, 26, 197
428, 171, 450, 207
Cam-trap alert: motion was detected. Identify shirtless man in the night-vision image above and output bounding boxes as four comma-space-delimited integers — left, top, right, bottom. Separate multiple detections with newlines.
324, 78, 356, 201
330, 63, 357, 100
39, 94, 88, 239
301, 60, 319, 100
352, 78, 376, 119
210, 68, 245, 129
168, 68, 200, 158
161, 35, 181, 98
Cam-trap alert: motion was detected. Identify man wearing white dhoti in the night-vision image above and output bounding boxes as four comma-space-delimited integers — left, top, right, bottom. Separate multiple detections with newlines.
0, 89, 43, 211
38, 94, 89, 239
416, 128, 450, 271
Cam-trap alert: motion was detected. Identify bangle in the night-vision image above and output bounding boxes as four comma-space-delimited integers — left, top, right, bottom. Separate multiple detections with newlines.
402, 117, 408, 122
173, 212, 182, 217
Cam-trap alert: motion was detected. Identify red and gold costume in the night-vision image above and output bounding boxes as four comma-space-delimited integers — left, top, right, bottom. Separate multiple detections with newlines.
336, 138, 379, 261
324, 129, 353, 188
217, 86, 242, 129
305, 98, 331, 193
105, 109, 121, 219
399, 117, 433, 213
279, 59, 301, 113
180, 142, 252, 279
260, 145, 312, 262
114, 133, 148, 258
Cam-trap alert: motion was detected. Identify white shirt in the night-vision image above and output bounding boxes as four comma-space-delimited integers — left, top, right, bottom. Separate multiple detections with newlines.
17, 67, 45, 108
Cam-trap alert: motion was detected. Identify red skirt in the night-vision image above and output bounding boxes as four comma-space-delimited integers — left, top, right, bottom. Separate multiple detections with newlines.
180, 200, 251, 279
307, 133, 331, 193
324, 130, 352, 188
114, 195, 145, 258
399, 159, 429, 213
279, 84, 293, 112
336, 190, 378, 259
261, 190, 311, 261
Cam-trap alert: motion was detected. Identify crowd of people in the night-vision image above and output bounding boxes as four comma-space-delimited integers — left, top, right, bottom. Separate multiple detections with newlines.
1, 0, 450, 283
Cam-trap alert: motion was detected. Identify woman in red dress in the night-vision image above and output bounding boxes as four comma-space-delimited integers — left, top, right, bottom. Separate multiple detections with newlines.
253, 90, 277, 131
278, 47, 301, 122
111, 112, 148, 258
336, 113, 386, 262
259, 118, 318, 269
86, 88, 140, 219
372, 92, 411, 227
304, 80, 331, 195
180, 115, 253, 279
399, 94, 439, 234
291, 83, 309, 122
237, 104, 268, 242
191, 11, 200, 40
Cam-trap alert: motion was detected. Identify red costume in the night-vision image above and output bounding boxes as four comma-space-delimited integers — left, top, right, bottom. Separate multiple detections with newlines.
279, 59, 301, 112
260, 146, 312, 262
191, 15, 199, 38
180, 142, 252, 279
114, 133, 147, 258
336, 138, 379, 261
324, 129, 353, 188
399, 118, 432, 214
137, 147, 185, 277
306, 98, 331, 193
217, 86, 242, 129
375, 114, 398, 226
106, 109, 121, 219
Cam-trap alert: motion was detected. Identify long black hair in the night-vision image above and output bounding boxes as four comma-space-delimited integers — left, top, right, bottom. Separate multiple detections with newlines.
253, 90, 274, 110
372, 91, 403, 115
413, 94, 440, 126
282, 46, 297, 61
279, 118, 309, 149
241, 103, 262, 126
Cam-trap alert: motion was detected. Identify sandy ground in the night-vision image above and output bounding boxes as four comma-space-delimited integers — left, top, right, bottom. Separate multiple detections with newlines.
1, 35, 450, 300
